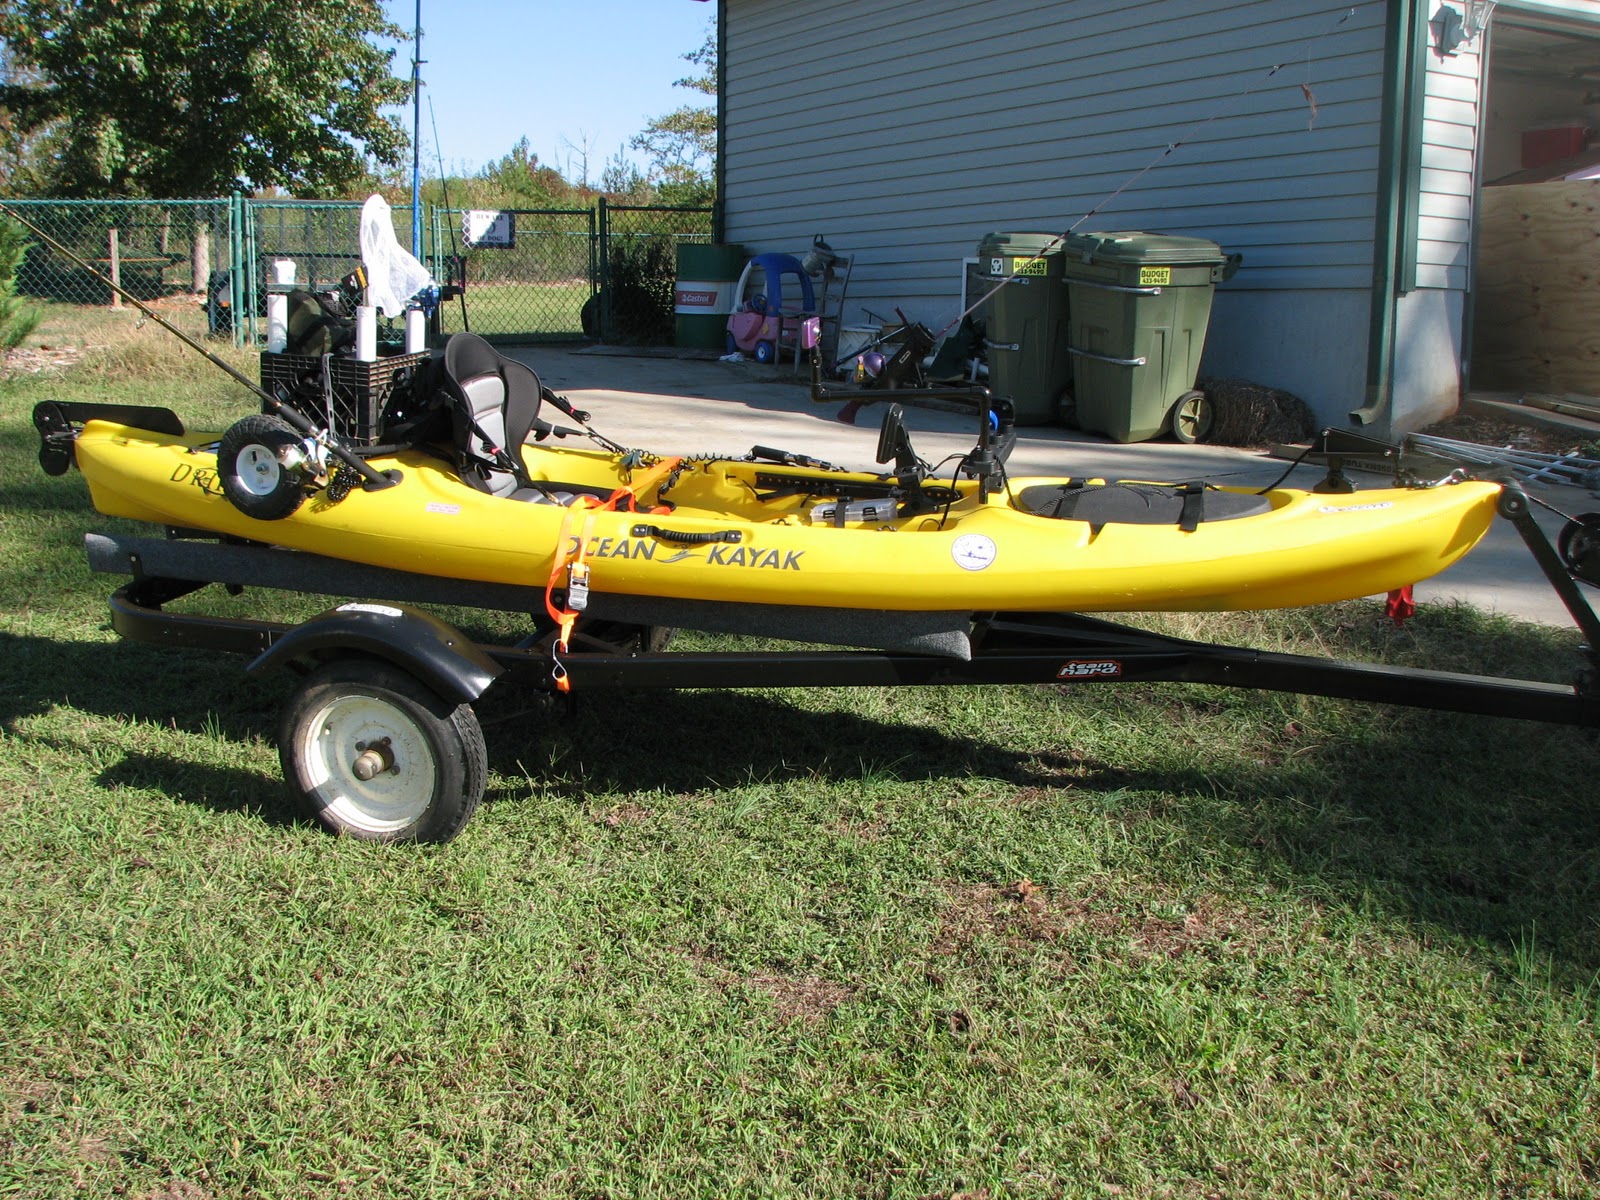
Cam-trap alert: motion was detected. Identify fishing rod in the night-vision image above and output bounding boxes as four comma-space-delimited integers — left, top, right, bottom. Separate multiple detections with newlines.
428, 95, 471, 334
0, 202, 398, 491
2, 204, 281, 403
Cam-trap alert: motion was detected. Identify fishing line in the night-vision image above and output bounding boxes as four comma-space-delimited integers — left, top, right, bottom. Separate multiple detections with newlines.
936, 3, 1362, 342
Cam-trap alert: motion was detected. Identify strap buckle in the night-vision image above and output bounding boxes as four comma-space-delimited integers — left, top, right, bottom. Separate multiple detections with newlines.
566, 561, 591, 612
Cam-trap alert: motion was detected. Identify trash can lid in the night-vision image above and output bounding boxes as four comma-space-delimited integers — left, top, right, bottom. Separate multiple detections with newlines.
1062, 231, 1226, 265
977, 231, 1066, 258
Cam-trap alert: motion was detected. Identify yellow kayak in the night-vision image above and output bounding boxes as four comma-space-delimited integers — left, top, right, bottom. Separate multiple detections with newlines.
69, 418, 1501, 614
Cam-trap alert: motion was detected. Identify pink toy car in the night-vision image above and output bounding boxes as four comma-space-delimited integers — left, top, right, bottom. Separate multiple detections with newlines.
725, 253, 817, 364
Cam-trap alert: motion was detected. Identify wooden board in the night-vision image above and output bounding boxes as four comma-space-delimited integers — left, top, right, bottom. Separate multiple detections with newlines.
1474, 181, 1600, 394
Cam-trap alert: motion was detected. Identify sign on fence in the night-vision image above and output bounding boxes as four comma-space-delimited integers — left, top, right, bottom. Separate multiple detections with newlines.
462, 210, 515, 248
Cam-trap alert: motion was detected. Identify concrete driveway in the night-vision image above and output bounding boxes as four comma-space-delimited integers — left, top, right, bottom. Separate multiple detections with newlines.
513, 345, 1597, 631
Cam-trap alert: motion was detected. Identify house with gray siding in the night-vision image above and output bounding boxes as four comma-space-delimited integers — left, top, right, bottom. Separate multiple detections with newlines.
709, 0, 1600, 437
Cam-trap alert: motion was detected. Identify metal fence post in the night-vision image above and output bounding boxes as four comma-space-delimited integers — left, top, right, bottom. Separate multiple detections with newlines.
242, 197, 260, 347
228, 192, 245, 348
597, 197, 611, 343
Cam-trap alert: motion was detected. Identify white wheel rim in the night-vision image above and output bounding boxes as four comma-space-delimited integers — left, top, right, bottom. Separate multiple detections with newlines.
297, 693, 438, 835
236, 443, 284, 497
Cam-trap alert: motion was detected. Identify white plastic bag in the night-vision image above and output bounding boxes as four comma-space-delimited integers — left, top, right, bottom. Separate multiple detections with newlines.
359, 194, 435, 318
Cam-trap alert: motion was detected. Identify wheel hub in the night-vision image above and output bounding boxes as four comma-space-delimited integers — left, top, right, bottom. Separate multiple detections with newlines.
300, 695, 438, 835
351, 737, 395, 781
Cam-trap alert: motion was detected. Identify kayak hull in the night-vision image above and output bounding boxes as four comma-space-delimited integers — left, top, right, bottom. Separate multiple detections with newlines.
72, 421, 1502, 614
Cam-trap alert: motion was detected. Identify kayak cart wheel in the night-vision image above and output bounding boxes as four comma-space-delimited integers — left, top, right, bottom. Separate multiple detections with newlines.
279, 658, 487, 843
1169, 390, 1214, 444
218, 413, 311, 521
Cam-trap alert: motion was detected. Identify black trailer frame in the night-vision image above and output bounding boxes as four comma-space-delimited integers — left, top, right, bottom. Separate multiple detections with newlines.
91, 484, 1599, 731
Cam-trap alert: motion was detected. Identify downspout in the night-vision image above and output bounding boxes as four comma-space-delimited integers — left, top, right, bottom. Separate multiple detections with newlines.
713, 0, 728, 243
1351, 0, 1421, 428
1460, 18, 1494, 397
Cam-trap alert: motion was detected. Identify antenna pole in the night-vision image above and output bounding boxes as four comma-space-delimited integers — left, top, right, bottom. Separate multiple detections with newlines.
410, 0, 423, 259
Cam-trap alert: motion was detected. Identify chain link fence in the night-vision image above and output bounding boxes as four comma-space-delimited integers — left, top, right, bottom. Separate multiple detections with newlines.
4, 195, 718, 348
431, 207, 595, 343
2, 197, 229, 310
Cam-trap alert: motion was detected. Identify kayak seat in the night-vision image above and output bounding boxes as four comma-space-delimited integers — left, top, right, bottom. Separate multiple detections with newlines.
442, 332, 556, 498
1017, 481, 1272, 533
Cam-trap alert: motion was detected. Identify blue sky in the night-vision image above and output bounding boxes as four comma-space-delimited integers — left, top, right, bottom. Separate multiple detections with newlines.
378, 1, 714, 182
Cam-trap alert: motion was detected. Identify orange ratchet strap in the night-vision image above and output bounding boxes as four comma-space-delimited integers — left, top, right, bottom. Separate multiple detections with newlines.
543, 456, 684, 692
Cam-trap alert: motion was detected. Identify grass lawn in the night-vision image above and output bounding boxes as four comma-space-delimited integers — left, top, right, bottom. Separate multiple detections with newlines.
433, 281, 591, 342
0, 303, 1597, 1198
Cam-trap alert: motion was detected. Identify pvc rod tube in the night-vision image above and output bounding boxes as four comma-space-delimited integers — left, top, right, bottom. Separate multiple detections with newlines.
266, 294, 288, 353
355, 305, 377, 361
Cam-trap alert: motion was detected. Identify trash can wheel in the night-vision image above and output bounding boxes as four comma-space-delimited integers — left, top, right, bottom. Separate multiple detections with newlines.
1169, 390, 1214, 445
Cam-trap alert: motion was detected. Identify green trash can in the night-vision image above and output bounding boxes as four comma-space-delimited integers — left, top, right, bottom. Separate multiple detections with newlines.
976, 232, 1073, 425
674, 242, 746, 350
1060, 231, 1236, 443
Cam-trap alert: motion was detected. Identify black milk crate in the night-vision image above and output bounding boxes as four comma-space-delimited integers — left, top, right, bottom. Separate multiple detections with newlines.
259, 350, 433, 446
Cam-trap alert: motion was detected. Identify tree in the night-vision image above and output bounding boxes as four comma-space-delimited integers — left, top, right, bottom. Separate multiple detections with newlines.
472, 137, 580, 208
629, 21, 716, 206
0, 0, 410, 198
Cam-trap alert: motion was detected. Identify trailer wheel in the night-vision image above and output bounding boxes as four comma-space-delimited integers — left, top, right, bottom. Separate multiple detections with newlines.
218, 413, 309, 521
279, 658, 487, 843
1169, 390, 1213, 444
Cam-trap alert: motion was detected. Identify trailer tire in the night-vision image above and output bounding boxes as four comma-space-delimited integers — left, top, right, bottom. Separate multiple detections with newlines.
218, 413, 309, 521
279, 658, 486, 843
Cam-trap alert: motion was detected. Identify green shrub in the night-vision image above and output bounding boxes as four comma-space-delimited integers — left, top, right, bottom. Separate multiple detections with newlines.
603, 234, 675, 344
0, 216, 42, 352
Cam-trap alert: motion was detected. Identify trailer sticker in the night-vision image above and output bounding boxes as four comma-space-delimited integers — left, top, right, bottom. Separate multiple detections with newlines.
1058, 659, 1124, 679
338, 603, 403, 618
1139, 266, 1171, 286
951, 534, 997, 571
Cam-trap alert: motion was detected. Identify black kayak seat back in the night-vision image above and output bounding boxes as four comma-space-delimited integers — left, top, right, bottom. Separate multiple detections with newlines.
1017, 481, 1272, 532
441, 332, 550, 498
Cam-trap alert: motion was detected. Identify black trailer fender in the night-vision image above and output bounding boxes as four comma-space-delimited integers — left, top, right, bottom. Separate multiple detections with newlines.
246, 602, 503, 704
